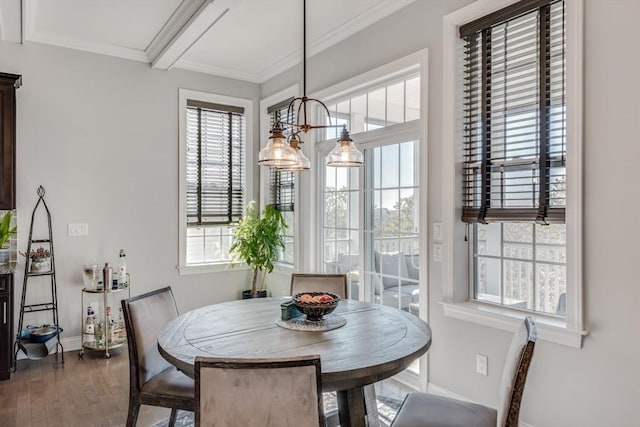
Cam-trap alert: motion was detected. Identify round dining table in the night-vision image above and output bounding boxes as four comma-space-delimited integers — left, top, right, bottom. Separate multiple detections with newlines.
157, 297, 432, 427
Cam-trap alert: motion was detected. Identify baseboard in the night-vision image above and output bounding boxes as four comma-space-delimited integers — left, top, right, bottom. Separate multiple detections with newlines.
427, 382, 476, 402
427, 383, 534, 427
15, 335, 82, 360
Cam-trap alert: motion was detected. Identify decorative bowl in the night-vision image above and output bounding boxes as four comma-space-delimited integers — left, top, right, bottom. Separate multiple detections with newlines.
29, 325, 59, 343
292, 292, 340, 321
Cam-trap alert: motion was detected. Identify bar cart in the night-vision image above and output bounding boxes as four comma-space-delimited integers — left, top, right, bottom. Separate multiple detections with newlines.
79, 273, 130, 358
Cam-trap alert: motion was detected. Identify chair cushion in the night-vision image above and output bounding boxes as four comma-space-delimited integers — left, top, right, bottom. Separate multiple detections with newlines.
141, 367, 195, 408
375, 251, 410, 288
384, 285, 420, 299
391, 393, 497, 427
374, 285, 419, 310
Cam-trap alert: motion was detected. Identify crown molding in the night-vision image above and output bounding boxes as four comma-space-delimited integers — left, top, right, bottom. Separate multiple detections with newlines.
19, 0, 415, 83
26, 30, 150, 62
256, 0, 416, 83
23, 0, 149, 62
173, 59, 261, 83
308, 0, 415, 58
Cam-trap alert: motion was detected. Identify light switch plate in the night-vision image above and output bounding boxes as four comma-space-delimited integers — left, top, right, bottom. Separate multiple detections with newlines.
476, 353, 488, 376
68, 223, 89, 236
433, 222, 443, 241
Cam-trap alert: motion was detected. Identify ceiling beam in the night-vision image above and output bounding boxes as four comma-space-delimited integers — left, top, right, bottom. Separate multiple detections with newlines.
146, 0, 239, 70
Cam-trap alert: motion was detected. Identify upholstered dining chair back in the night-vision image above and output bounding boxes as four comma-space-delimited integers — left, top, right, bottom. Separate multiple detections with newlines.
290, 273, 348, 299
390, 316, 536, 427
195, 355, 324, 427
122, 287, 180, 391
497, 316, 537, 426
121, 286, 194, 427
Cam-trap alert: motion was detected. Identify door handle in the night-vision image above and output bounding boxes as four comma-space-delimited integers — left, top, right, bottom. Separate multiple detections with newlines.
2, 301, 5, 325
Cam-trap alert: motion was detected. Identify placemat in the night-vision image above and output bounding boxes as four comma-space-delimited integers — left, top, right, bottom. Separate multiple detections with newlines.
275, 313, 346, 331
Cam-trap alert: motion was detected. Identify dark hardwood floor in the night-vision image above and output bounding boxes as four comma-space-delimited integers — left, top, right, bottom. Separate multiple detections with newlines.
0, 347, 170, 427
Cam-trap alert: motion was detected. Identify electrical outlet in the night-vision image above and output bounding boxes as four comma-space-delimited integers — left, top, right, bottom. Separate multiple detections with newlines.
476, 353, 488, 376
433, 243, 442, 262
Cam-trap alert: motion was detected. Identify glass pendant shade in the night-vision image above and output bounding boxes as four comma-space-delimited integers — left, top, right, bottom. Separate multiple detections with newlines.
326, 128, 364, 167
277, 135, 310, 171
258, 124, 298, 167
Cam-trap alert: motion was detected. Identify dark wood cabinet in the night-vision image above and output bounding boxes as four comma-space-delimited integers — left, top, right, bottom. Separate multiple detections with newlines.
0, 274, 13, 380
0, 73, 21, 210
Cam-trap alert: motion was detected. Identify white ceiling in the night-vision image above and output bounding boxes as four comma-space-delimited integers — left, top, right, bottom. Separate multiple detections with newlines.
0, 0, 415, 83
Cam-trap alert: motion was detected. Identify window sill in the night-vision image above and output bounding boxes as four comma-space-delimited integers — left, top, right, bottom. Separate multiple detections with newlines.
178, 262, 249, 276
440, 300, 588, 349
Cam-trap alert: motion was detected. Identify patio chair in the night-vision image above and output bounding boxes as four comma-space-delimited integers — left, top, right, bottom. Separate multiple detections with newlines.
121, 287, 195, 427
194, 355, 324, 427
390, 317, 537, 427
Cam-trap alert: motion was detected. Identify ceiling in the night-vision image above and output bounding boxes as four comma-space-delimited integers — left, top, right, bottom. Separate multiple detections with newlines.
0, 0, 415, 83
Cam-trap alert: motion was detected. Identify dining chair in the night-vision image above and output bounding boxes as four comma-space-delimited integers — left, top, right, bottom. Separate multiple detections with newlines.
390, 316, 537, 427
289, 273, 362, 427
121, 286, 195, 427
290, 273, 348, 298
194, 355, 324, 427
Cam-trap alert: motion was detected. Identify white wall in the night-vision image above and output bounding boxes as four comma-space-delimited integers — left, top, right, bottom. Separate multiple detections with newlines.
3, 0, 640, 424
0, 41, 261, 343
263, 0, 640, 426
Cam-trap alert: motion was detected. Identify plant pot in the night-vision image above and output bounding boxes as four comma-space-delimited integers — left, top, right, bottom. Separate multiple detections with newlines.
242, 290, 267, 299
0, 248, 10, 273
30, 257, 51, 273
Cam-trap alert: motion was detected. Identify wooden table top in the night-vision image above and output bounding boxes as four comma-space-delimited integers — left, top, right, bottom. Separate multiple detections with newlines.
157, 297, 432, 392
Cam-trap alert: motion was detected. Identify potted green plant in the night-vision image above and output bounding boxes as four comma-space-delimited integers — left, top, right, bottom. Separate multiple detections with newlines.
0, 212, 16, 270
229, 202, 287, 299
0, 212, 16, 249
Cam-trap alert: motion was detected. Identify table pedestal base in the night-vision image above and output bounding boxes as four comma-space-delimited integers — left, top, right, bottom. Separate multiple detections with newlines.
337, 385, 380, 427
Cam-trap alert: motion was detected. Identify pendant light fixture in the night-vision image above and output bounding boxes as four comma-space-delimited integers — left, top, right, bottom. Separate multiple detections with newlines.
279, 134, 310, 171
326, 127, 365, 167
258, 121, 298, 167
258, 0, 364, 171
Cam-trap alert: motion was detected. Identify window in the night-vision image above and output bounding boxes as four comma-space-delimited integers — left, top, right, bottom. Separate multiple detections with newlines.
462, 0, 566, 316
323, 76, 420, 137
178, 89, 253, 272
268, 99, 296, 265
442, 0, 584, 347
364, 141, 420, 312
315, 51, 427, 384
320, 73, 422, 304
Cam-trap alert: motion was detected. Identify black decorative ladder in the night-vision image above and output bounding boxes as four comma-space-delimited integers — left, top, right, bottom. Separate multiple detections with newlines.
13, 186, 64, 369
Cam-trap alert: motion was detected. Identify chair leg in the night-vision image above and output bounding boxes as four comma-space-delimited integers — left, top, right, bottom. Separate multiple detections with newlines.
126, 400, 140, 427
168, 409, 178, 427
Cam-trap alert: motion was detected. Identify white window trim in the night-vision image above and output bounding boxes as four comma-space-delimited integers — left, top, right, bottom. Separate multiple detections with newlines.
309, 49, 429, 273
259, 85, 301, 273
441, 0, 586, 348
309, 49, 429, 390
178, 88, 254, 275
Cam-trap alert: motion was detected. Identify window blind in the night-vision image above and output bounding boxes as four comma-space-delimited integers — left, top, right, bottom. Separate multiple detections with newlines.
461, 0, 565, 224
268, 98, 296, 212
186, 100, 245, 225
